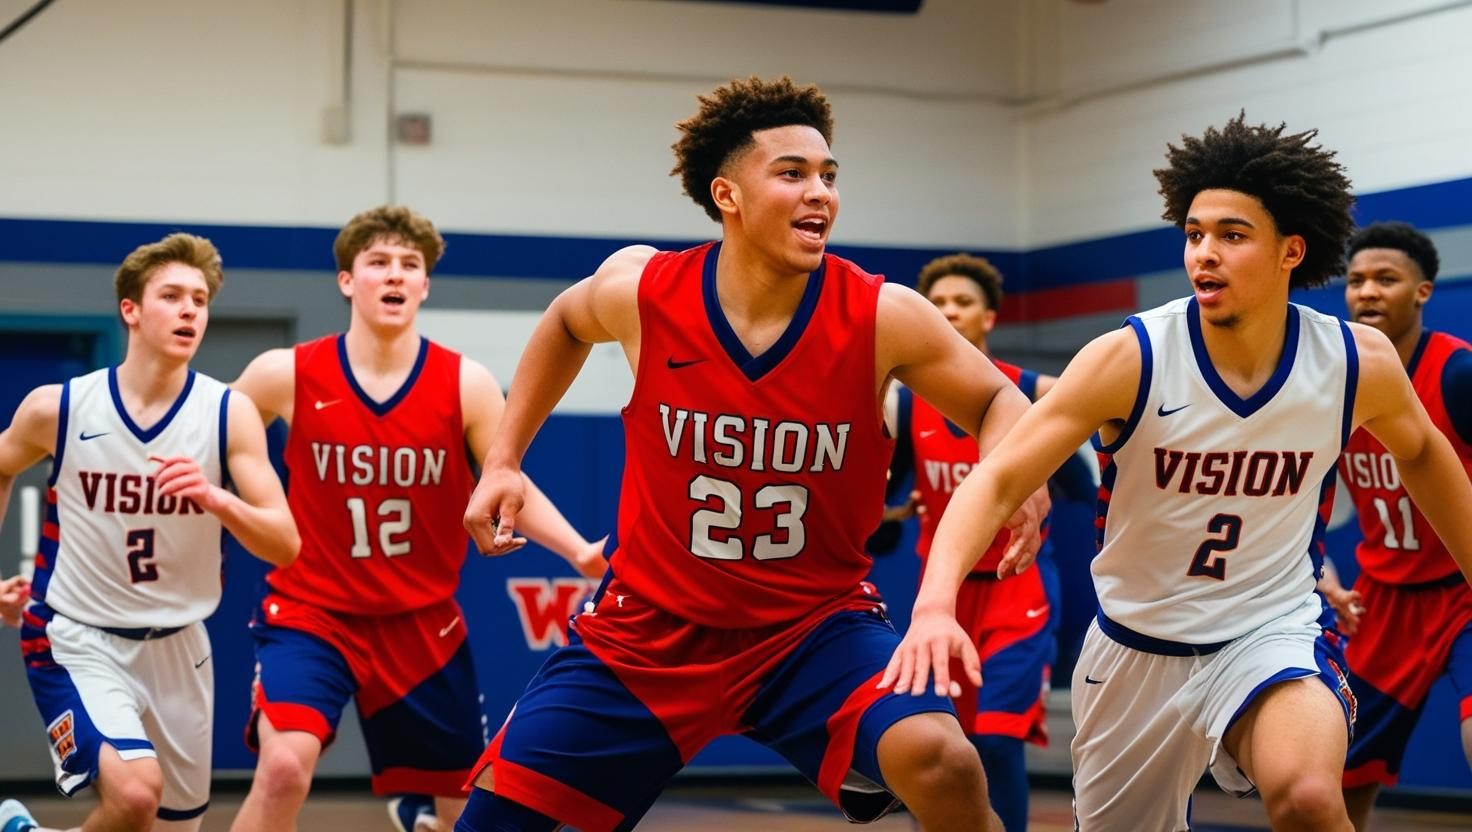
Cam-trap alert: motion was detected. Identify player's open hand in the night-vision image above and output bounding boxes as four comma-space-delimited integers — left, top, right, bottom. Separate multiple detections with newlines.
996, 486, 1049, 578
152, 455, 228, 513
877, 606, 979, 699
464, 466, 527, 557
1, 575, 31, 628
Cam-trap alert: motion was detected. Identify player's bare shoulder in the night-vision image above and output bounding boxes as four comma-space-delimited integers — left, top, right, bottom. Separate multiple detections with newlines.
0, 384, 63, 465
233, 346, 296, 425
873, 282, 963, 369
1346, 320, 1413, 423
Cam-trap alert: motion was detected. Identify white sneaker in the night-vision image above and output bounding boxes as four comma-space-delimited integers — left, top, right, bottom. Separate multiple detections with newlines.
0, 799, 36, 832
387, 795, 437, 832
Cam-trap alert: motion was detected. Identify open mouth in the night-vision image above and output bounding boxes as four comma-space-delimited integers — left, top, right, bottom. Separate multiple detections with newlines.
1193, 276, 1226, 300
172, 327, 196, 338
1355, 308, 1386, 323
382, 293, 406, 306
793, 217, 827, 243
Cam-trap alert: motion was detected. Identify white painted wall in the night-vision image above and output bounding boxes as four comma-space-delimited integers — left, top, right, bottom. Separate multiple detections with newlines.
0, 0, 1023, 249
1019, 0, 1472, 248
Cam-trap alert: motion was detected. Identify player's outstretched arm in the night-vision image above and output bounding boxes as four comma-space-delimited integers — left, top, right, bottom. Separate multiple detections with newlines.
465, 245, 653, 555
231, 347, 295, 427
1352, 325, 1472, 584
153, 391, 299, 566
879, 328, 1138, 699
461, 357, 606, 576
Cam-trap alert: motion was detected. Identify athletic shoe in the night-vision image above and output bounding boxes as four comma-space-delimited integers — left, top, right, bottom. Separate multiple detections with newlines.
0, 799, 36, 832
387, 794, 437, 832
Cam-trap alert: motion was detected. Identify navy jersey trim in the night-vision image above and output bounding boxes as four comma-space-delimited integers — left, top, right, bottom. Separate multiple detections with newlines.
109, 367, 196, 444
1441, 346, 1472, 445
48, 379, 71, 487
1096, 609, 1230, 656
157, 802, 210, 821
219, 388, 232, 491
700, 242, 827, 382
887, 386, 914, 500
1405, 329, 1433, 379
1339, 320, 1359, 451
1187, 298, 1300, 419
336, 334, 430, 417
1092, 316, 1151, 454
1017, 368, 1039, 402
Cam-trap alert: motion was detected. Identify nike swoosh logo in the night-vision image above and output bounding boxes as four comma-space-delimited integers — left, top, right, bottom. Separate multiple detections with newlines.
314, 399, 341, 411
1157, 403, 1191, 417
918, 430, 938, 438
438, 616, 461, 638
1084, 675, 1105, 685
79, 431, 110, 441
1025, 606, 1048, 619
666, 357, 706, 370
194, 655, 211, 669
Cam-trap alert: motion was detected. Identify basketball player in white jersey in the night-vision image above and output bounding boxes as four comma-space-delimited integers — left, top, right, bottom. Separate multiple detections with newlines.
0, 234, 299, 832
882, 116, 1472, 831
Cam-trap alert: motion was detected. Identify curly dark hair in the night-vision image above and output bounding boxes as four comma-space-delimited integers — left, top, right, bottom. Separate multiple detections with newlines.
916, 253, 1004, 312
1154, 113, 1355, 289
1347, 221, 1439, 282
671, 76, 834, 223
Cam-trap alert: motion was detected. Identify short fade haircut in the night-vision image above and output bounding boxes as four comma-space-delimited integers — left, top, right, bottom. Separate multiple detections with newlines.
114, 233, 223, 305
916, 253, 1004, 312
334, 205, 445, 273
1347, 221, 1439, 282
1154, 113, 1355, 289
671, 76, 834, 223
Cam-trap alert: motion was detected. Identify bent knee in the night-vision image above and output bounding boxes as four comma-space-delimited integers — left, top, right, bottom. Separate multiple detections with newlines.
103, 775, 164, 826
254, 742, 317, 796
1265, 774, 1345, 827
878, 716, 983, 792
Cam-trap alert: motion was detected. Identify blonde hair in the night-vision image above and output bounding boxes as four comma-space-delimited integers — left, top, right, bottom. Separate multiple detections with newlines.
114, 233, 224, 304
334, 205, 445, 273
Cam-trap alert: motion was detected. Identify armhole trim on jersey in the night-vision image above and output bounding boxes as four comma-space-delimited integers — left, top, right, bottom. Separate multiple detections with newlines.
1017, 369, 1039, 402
1442, 347, 1472, 445
1339, 320, 1359, 451
219, 387, 233, 491
48, 379, 71, 487
623, 248, 666, 415
1093, 316, 1151, 454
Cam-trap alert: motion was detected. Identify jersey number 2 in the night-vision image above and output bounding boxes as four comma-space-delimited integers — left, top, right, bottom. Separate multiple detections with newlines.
1188, 513, 1241, 580
689, 475, 808, 561
126, 529, 158, 583
346, 497, 412, 558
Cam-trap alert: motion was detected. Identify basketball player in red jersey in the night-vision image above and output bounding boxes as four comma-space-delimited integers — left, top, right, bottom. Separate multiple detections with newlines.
458, 77, 1046, 831
882, 253, 1061, 832
1316, 222, 1472, 830
229, 206, 606, 832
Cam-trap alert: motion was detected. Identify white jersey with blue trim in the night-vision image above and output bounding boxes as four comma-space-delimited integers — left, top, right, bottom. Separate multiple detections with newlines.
1091, 297, 1357, 646
37, 367, 230, 629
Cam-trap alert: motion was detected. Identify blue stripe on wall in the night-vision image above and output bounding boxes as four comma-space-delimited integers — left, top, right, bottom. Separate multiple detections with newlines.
3, 175, 1469, 291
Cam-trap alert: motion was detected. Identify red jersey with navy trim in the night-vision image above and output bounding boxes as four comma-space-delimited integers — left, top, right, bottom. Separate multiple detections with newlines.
1340, 331, 1472, 584
613, 242, 893, 629
912, 360, 1023, 574
269, 334, 476, 614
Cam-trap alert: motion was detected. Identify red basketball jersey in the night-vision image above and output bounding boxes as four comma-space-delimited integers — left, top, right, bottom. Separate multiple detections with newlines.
1340, 331, 1472, 584
614, 242, 893, 629
912, 360, 1024, 574
269, 334, 476, 613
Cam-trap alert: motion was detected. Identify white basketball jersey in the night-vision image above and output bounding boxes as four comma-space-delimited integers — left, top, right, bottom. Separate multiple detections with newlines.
1091, 297, 1356, 646
36, 368, 229, 628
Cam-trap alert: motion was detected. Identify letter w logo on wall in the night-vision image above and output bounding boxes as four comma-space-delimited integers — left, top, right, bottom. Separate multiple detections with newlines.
505, 578, 596, 650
